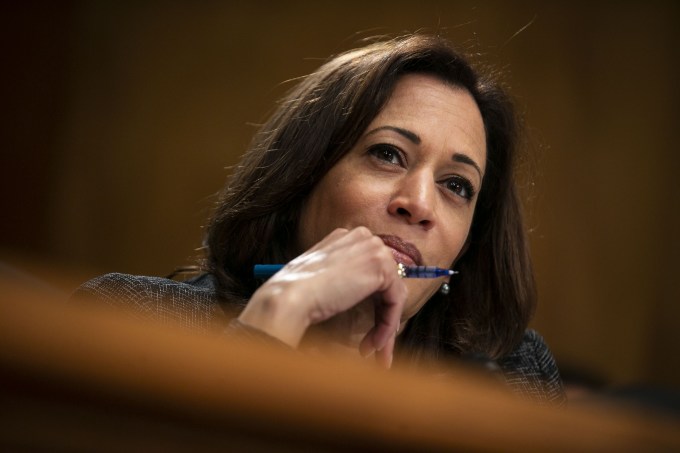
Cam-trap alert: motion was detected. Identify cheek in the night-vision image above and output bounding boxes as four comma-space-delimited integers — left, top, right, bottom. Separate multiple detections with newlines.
298, 173, 369, 249
431, 215, 473, 267
298, 195, 328, 252
440, 196, 481, 264
301, 175, 381, 243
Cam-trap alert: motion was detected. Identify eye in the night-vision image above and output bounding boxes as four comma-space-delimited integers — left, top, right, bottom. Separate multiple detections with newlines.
444, 176, 475, 200
368, 144, 404, 166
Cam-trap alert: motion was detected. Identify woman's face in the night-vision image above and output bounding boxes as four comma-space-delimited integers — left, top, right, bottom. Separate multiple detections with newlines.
298, 73, 487, 320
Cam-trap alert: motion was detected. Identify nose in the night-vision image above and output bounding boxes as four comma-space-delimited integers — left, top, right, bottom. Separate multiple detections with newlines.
387, 171, 436, 229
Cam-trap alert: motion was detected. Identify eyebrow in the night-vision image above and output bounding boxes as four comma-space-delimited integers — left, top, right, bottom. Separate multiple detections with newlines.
366, 125, 484, 179
366, 125, 421, 144
453, 153, 483, 180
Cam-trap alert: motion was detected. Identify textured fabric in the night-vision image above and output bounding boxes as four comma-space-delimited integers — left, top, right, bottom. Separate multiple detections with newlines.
73, 272, 229, 330
497, 330, 566, 406
73, 272, 565, 405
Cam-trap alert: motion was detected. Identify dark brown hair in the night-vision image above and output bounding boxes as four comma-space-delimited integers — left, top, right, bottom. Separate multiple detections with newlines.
205, 34, 535, 360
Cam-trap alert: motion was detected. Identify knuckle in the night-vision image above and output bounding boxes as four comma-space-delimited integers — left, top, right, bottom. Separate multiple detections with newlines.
368, 235, 386, 250
377, 246, 394, 265
353, 226, 373, 238
330, 227, 349, 236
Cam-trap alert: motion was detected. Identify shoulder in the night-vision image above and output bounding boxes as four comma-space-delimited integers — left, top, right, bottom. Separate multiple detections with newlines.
496, 329, 566, 406
72, 272, 228, 330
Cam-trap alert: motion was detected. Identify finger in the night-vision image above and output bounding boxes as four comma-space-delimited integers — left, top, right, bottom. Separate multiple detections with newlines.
375, 332, 396, 369
289, 227, 373, 271
358, 278, 405, 359
359, 332, 376, 358
370, 290, 404, 352
354, 243, 407, 354
371, 257, 407, 351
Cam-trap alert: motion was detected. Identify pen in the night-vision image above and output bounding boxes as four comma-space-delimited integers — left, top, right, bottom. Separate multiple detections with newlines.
253, 264, 457, 279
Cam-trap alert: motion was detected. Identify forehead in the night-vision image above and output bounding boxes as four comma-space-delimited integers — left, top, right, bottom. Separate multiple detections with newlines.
370, 73, 487, 172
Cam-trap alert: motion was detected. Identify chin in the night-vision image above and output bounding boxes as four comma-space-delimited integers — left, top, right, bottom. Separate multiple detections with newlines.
404, 286, 440, 319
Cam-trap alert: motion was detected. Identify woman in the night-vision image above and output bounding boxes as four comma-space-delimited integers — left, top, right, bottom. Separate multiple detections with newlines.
76, 34, 565, 404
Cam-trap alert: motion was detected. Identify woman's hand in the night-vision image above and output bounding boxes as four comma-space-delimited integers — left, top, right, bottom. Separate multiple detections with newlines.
237, 227, 407, 367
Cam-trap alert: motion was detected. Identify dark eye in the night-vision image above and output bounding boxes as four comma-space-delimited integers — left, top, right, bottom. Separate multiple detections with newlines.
368, 144, 404, 166
445, 176, 475, 200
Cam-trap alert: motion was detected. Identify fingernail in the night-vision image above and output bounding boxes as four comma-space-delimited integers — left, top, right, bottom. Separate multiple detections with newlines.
360, 345, 375, 358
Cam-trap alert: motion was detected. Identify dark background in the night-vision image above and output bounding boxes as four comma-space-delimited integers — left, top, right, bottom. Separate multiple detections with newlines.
2, 1, 679, 390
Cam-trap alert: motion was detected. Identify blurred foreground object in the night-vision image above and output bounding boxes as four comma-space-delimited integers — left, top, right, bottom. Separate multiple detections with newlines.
1, 277, 679, 452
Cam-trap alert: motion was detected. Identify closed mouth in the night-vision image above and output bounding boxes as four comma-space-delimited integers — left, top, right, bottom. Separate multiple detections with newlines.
377, 234, 423, 267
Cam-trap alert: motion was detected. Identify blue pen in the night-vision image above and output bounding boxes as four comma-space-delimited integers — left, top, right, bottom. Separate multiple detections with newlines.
253, 263, 457, 279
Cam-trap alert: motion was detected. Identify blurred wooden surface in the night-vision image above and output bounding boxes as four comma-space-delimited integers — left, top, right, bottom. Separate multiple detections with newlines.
1, 281, 678, 452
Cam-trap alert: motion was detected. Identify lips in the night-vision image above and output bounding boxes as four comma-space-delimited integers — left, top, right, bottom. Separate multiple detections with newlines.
377, 234, 423, 267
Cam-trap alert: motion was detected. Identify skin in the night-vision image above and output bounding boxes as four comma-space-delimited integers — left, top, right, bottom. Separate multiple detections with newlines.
239, 74, 487, 367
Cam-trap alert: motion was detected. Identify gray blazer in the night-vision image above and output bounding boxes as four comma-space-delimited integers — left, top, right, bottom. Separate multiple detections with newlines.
74, 272, 566, 406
